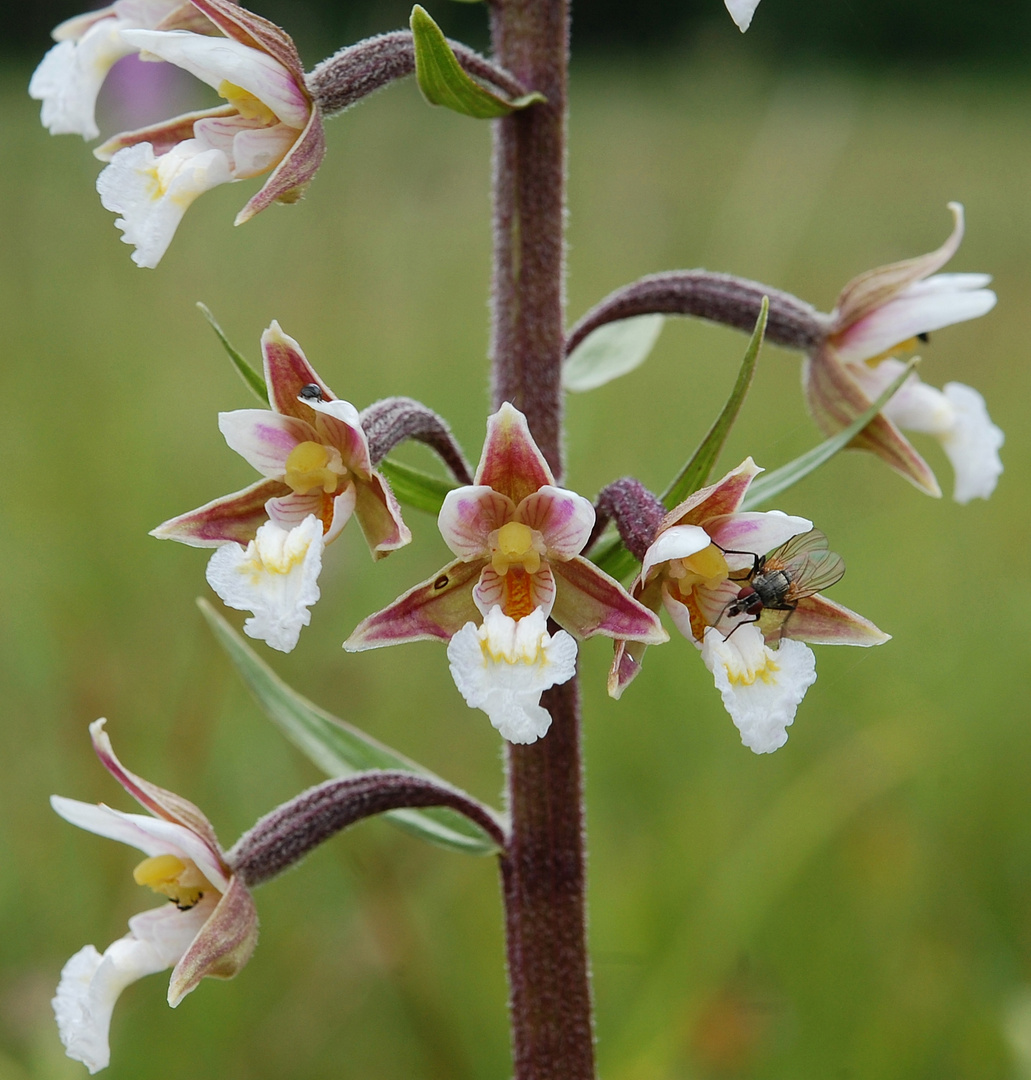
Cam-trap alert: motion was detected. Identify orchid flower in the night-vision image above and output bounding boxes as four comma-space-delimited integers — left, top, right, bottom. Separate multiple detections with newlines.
610, 459, 889, 753
28, 1, 211, 141
153, 321, 409, 651
83, 0, 324, 267
52, 720, 257, 1074
347, 402, 665, 743
724, 0, 762, 32
806, 202, 1003, 502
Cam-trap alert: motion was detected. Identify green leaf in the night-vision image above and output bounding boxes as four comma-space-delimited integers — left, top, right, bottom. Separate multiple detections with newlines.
378, 457, 457, 515
562, 314, 665, 392
589, 534, 641, 583
662, 297, 767, 508
410, 6, 545, 118
741, 358, 918, 511
197, 302, 268, 404
199, 599, 503, 855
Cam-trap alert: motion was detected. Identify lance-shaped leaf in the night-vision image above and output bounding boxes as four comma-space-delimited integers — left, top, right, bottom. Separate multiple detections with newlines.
411, 5, 545, 118
197, 303, 269, 404
562, 314, 665, 392
377, 458, 458, 516
200, 600, 503, 855
741, 359, 917, 511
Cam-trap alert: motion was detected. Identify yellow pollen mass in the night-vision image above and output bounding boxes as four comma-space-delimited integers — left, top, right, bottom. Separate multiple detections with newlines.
218, 80, 277, 124
285, 441, 342, 495
133, 854, 210, 910
670, 543, 729, 593
491, 521, 542, 576
728, 653, 780, 687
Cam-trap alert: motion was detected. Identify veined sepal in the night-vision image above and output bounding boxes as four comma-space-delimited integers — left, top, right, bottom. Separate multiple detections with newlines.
410, 6, 545, 118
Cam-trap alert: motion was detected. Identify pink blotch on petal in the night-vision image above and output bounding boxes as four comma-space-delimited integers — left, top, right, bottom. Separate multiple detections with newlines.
439, 487, 515, 559
218, 409, 312, 476
518, 486, 595, 559
150, 478, 287, 548
550, 557, 667, 643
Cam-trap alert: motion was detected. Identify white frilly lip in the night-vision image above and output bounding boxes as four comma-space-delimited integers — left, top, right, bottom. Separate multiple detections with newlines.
447, 606, 578, 744
701, 624, 817, 754
205, 515, 325, 653
851, 358, 1003, 503
53, 899, 215, 1074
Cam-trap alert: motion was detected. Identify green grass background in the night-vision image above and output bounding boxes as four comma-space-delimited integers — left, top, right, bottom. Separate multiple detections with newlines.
2, 40, 1030, 1080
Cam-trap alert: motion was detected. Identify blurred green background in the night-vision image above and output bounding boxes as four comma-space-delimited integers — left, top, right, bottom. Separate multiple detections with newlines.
3, 16, 1031, 1080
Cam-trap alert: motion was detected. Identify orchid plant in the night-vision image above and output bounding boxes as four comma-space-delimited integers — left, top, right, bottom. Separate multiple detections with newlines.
30, 0, 1003, 1075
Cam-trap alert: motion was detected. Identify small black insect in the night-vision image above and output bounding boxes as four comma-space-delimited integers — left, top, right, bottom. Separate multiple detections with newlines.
298, 383, 324, 402
719, 529, 845, 636
917, 331, 930, 343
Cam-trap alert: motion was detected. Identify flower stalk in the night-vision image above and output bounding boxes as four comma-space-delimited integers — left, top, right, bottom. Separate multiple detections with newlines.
488, 0, 596, 1075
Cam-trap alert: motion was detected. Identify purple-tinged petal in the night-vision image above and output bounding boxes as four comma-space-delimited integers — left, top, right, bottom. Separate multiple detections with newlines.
833, 203, 964, 332
265, 488, 331, 532
706, 511, 812, 558
95, 104, 235, 160
439, 486, 515, 559
188, 0, 307, 81
661, 583, 703, 643
119, 30, 309, 129
803, 347, 941, 496
88, 720, 224, 856
344, 559, 484, 650
168, 875, 258, 1006
474, 565, 556, 621
308, 397, 371, 474
518, 485, 595, 560
607, 638, 647, 699
551, 557, 668, 643
261, 321, 333, 420
778, 594, 890, 647
235, 107, 325, 224
352, 473, 411, 557
661, 457, 761, 530
151, 478, 286, 547
640, 524, 710, 583
475, 402, 554, 504
218, 409, 312, 475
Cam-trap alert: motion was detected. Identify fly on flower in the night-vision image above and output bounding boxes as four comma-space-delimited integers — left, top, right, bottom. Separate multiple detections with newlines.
717, 530, 846, 638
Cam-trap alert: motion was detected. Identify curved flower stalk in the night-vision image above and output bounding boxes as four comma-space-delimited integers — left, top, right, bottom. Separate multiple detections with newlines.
86, 0, 324, 267
153, 321, 410, 651
28, 0, 215, 140
347, 403, 665, 742
609, 459, 889, 753
806, 203, 1002, 501
52, 720, 257, 1074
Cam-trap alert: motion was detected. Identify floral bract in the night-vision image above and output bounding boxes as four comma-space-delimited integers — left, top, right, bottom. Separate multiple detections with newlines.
806, 202, 1002, 501
153, 321, 409, 651
52, 720, 257, 1074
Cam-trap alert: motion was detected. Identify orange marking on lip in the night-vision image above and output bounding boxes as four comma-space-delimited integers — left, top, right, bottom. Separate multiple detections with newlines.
503, 569, 536, 620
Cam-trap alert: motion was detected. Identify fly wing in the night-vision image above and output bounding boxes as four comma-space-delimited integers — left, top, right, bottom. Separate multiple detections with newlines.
768, 528, 830, 563
784, 548, 846, 599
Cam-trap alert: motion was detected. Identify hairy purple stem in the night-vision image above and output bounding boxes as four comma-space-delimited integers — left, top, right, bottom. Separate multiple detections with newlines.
228, 771, 507, 887
566, 270, 831, 356
308, 30, 531, 116
361, 396, 474, 484
489, 0, 595, 1077
589, 477, 666, 560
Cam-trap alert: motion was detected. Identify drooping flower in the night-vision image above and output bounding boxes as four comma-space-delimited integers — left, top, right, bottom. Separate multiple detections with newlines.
724, 0, 762, 32
83, 0, 324, 267
28, 1, 210, 141
347, 402, 665, 742
610, 459, 888, 753
52, 720, 257, 1074
152, 321, 409, 651
806, 202, 1002, 501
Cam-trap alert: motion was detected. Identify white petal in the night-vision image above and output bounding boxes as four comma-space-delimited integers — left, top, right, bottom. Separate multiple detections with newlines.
96, 141, 233, 268
30, 20, 135, 139
701, 625, 816, 754
724, 0, 761, 31
640, 525, 710, 583
205, 516, 324, 653
836, 278, 996, 364
119, 30, 309, 129
53, 901, 211, 1074
447, 607, 578, 744
940, 382, 1004, 503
